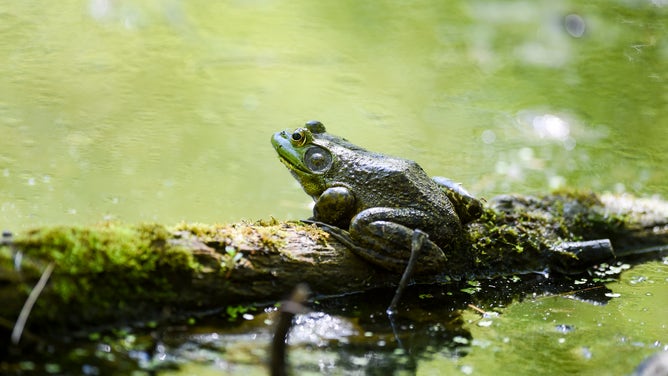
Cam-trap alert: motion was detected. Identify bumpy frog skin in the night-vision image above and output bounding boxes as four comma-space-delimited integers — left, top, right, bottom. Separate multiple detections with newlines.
271, 121, 482, 275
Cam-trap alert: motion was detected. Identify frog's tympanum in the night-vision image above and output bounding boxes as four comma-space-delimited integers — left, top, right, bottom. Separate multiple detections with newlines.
272, 121, 483, 276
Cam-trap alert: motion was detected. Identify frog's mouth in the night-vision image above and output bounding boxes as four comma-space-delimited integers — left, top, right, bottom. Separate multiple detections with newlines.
276, 153, 308, 174
271, 131, 312, 175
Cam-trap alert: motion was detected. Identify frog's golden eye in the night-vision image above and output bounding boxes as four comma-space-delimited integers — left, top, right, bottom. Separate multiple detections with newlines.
290, 128, 311, 146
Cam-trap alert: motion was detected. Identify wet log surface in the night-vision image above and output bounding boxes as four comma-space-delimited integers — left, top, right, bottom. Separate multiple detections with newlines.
0, 192, 667, 336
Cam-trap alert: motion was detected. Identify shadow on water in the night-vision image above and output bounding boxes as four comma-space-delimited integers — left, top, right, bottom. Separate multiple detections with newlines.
285, 273, 615, 375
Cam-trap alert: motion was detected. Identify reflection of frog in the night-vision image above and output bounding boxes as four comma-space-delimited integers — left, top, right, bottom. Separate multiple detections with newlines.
271, 121, 482, 275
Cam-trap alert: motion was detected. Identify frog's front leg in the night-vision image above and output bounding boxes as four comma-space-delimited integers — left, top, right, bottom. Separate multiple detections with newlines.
312, 186, 356, 229
347, 207, 448, 274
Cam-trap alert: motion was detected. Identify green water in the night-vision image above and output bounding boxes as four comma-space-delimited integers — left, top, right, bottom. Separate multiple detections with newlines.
1, 0, 666, 229
1, 1, 667, 375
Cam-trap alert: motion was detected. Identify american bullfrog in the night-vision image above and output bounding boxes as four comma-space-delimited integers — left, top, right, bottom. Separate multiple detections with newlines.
271, 121, 482, 276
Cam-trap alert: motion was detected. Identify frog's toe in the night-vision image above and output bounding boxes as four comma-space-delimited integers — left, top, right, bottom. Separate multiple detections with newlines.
301, 220, 357, 245
301, 219, 344, 233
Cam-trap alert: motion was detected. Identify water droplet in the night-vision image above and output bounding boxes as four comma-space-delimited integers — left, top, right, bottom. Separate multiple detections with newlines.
581, 346, 593, 359
556, 324, 575, 334
481, 129, 496, 144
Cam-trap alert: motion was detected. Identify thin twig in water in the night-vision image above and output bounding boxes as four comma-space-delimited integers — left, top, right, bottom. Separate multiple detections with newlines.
536, 285, 606, 300
467, 304, 488, 315
271, 283, 310, 376
11, 262, 55, 344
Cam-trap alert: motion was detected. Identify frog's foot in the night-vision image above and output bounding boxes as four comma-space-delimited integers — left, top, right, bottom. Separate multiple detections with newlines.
301, 219, 344, 234
301, 219, 371, 257
301, 219, 350, 241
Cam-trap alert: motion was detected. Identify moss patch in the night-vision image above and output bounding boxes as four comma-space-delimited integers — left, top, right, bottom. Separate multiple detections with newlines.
462, 190, 641, 277
7, 223, 197, 327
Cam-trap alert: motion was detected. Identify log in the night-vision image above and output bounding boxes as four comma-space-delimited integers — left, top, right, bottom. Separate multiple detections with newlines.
0, 191, 667, 336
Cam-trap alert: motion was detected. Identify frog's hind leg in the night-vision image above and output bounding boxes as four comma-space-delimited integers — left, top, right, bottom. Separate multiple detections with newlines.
301, 219, 421, 273
347, 207, 448, 274
304, 218, 441, 315
312, 216, 436, 314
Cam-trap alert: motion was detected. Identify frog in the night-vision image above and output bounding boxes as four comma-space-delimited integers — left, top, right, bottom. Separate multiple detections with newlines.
271, 120, 483, 276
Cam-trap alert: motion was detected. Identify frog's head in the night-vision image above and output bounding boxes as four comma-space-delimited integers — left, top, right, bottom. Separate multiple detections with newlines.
271, 120, 347, 198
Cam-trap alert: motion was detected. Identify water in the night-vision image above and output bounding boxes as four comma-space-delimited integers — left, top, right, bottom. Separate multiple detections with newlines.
1, 1, 667, 375
1, 0, 666, 230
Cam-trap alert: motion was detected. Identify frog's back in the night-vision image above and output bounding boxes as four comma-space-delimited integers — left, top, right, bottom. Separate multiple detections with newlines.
333, 153, 457, 217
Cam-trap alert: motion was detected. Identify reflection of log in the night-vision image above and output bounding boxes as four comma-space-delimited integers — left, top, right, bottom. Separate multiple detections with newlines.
0, 192, 667, 335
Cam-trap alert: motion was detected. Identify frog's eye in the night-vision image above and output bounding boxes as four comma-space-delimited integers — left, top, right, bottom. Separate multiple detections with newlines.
304, 146, 333, 173
290, 128, 311, 147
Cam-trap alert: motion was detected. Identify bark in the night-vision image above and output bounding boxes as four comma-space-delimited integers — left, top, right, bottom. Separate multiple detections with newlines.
0, 191, 666, 336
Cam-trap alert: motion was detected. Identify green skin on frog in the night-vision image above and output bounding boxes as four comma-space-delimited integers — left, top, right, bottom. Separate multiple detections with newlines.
271, 121, 483, 275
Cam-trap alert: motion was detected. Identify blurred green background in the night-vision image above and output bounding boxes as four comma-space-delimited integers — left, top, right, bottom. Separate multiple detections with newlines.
1, 0, 666, 230
1, 1, 667, 375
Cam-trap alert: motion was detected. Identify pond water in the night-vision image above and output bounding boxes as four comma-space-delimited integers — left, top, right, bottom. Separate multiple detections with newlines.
1, 0, 667, 375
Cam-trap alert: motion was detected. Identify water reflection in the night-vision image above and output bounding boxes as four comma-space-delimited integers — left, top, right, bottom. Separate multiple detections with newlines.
1, 256, 664, 374
131, 272, 617, 375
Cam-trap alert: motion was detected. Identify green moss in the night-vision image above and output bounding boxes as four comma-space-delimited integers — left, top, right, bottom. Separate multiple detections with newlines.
225, 304, 256, 321
172, 220, 290, 252
170, 220, 302, 280
460, 190, 651, 276
17, 223, 195, 276
10, 223, 197, 324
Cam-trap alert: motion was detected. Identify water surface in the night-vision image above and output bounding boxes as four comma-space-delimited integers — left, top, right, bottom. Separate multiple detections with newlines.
1, 0, 666, 229
1, 1, 666, 375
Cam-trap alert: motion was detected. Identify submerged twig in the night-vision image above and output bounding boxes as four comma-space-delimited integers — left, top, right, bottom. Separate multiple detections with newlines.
467, 304, 488, 316
270, 283, 310, 376
12, 262, 55, 344
387, 229, 427, 316
542, 285, 607, 300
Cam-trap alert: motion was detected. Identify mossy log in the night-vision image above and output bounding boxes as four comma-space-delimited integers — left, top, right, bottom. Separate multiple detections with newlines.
1, 191, 667, 336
